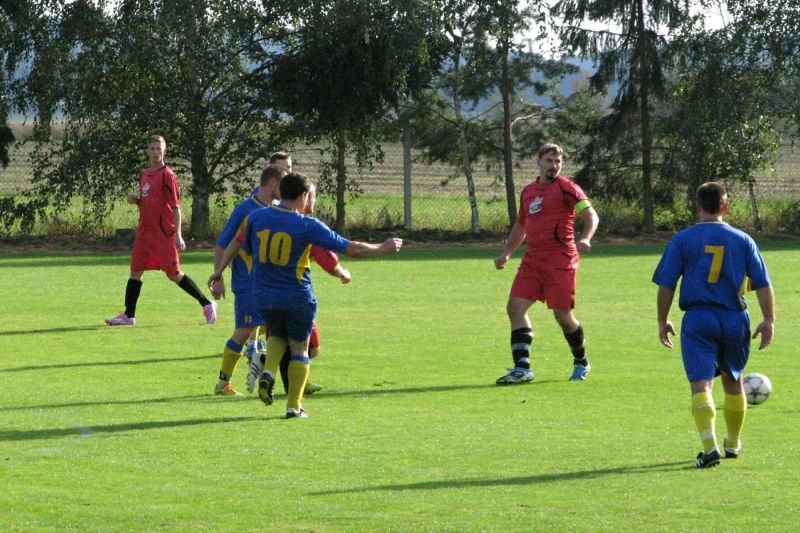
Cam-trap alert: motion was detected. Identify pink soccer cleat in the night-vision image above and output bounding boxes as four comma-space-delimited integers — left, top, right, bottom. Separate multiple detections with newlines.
105, 312, 135, 326
203, 301, 217, 324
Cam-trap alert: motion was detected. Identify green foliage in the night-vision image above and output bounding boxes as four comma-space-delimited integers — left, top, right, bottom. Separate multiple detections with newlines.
1, 246, 799, 530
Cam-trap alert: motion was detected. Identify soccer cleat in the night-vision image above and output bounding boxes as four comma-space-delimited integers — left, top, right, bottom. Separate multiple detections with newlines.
723, 438, 742, 459
214, 383, 243, 397
496, 367, 534, 385
285, 407, 308, 419
569, 363, 592, 381
105, 312, 135, 326
246, 353, 266, 393
304, 382, 324, 395
203, 301, 217, 324
695, 448, 721, 469
258, 370, 276, 406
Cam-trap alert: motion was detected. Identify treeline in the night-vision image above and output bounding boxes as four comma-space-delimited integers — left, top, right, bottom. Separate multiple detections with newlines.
1, 0, 798, 238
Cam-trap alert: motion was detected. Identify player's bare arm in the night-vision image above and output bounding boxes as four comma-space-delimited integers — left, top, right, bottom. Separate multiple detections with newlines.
174, 207, 186, 251
208, 239, 243, 296
344, 238, 403, 258
753, 285, 775, 350
576, 206, 599, 253
657, 285, 677, 348
495, 222, 526, 269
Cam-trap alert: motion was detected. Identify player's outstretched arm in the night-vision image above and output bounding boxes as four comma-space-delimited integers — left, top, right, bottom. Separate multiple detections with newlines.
344, 238, 402, 258
495, 223, 525, 269
576, 206, 599, 253
657, 285, 677, 348
173, 207, 186, 251
753, 285, 775, 350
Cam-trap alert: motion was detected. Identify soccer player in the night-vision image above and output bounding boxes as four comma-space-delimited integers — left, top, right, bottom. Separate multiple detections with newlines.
209, 172, 402, 419
210, 164, 286, 396
494, 143, 599, 383
105, 135, 217, 326
653, 181, 775, 468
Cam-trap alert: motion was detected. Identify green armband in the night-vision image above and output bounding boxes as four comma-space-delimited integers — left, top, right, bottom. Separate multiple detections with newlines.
574, 199, 591, 213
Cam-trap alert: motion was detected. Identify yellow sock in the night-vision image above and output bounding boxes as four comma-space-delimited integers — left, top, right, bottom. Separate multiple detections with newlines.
691, 391, 717, 453
264, 336, 287, 375
249, 327, 260, 341
724, 392, 747, 449
219, 343, 242, 381
287, 358, 310, 410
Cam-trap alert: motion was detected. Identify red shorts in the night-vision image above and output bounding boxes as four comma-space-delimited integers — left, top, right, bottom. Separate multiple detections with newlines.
510, 258, 577, 309
131, 235, 180, 276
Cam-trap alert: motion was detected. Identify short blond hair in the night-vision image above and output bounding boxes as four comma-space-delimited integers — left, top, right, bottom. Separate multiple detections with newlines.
538, 143, 564, 159
147, 134, 166, 147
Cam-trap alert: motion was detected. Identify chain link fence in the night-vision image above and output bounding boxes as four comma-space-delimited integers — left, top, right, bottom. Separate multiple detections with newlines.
2, 139, 799, 236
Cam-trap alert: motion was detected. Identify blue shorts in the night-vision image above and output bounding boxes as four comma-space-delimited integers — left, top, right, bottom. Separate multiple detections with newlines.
680, 306, 751, 381
233, 290, 261, 329
258, 301, 317, 343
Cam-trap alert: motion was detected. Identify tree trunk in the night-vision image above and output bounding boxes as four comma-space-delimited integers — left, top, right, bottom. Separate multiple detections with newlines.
748, 179, 763, 232
452, 39, 480, 236
403, 124, 413, 230
189, 159, 213, 239
334, 128, 347, 233
500, 37, 516, 227
637, 0, 655, 234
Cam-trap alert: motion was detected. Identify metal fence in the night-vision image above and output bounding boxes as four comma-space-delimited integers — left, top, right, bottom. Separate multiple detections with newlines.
2, 141, 799, 234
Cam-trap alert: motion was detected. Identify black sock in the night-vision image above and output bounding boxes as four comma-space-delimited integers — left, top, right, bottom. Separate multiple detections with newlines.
279, 348, 291, 394
124, 278, 143, 318
177, 275, 211, 306
564, 325, 588, 365
511, 327, 533, 369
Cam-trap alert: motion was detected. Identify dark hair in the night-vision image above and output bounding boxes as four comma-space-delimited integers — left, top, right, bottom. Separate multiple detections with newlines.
695, 182, 727, 214
279, 172, 311, 200
269, 151, 290, 164
260, 164, 286, 187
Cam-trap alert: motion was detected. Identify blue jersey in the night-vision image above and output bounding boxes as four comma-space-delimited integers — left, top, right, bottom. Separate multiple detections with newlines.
652, 221, 770, 311
241, 204, 350, 308
216, 194, 268, 293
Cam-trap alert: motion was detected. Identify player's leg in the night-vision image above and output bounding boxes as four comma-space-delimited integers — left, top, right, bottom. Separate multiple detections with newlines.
105, 267, 143, 325
545, 267, 589, 380
214, 327, 251, 397
304, 322, 324, 395
497, 262, 538, 385
719, 309, 751, 458
285, 336, 311, 418
682, 310, 722, 468
244, 326, 260, 360
257, 309, 288, 406
168, 271, 217, 324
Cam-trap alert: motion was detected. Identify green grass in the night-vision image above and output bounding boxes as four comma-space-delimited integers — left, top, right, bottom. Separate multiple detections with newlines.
1, 244, 799, 531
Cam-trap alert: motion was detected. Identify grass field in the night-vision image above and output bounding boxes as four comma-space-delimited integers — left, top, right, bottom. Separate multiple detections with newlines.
1, 243, 798, 531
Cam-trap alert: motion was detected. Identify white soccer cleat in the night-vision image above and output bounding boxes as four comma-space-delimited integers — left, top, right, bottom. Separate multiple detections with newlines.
496, 367, 534, 385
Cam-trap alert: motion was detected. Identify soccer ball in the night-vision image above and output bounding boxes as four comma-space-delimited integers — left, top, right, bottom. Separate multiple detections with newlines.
743, 373, 772, 405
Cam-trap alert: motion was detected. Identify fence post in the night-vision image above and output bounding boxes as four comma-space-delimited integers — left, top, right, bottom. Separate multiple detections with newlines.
403, 125, 412, 230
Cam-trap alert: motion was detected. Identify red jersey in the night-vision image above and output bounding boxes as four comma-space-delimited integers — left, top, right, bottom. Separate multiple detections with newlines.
517, 175, 588, 268
136, 166, 180, 240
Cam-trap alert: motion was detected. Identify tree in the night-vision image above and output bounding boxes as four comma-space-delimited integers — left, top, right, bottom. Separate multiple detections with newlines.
553, 0, 689, 232
268, 0, 438, 233
6, 0, 293, 238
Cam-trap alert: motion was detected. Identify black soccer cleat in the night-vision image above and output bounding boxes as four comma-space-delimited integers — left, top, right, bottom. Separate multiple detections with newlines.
695, 449, 721, 469
258, 371, 275, 406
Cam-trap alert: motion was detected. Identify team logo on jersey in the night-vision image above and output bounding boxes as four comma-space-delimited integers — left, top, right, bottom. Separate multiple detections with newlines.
528, 196, 543, 214
141, 182, 151, 198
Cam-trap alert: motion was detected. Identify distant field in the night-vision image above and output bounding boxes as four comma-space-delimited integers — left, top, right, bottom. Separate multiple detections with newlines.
1, 244, 798, 531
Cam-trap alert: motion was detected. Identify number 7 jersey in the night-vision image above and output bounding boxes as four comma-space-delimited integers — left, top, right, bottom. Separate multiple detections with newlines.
238, 205, 350, 308
652, 221, 771, 311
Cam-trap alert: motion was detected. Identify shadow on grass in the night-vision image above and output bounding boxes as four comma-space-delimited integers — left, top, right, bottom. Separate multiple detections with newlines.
0, 353, 220, 373
0, 415, 268, 442
0, 393, 217, 412
310, 460, 690, 495
307, 380, 560, 400
0, 324, 168, 337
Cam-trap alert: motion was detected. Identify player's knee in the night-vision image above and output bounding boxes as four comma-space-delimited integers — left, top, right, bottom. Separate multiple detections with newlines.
309, 346, 320, 359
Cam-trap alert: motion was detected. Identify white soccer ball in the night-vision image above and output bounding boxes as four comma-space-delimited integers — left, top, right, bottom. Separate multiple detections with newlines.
743, 373, 772, 405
